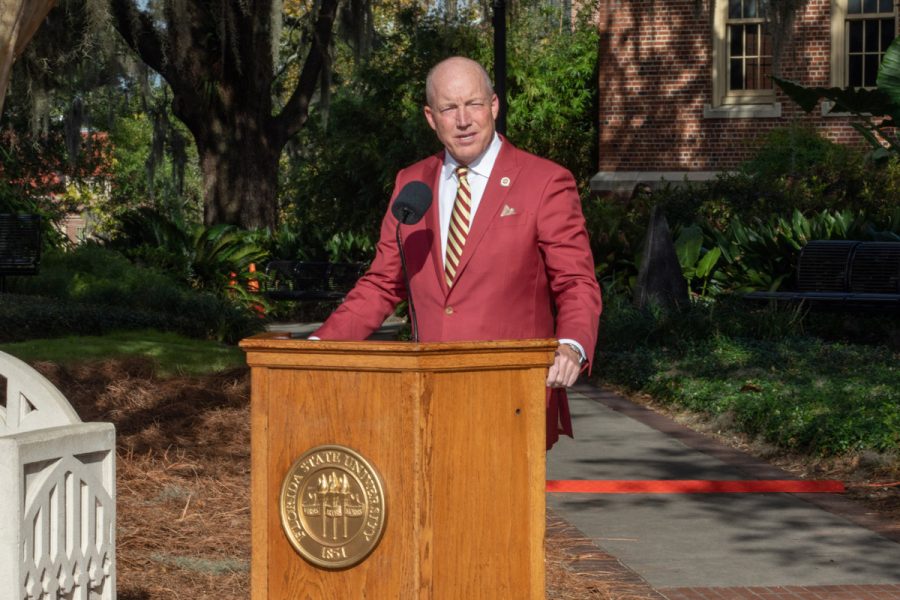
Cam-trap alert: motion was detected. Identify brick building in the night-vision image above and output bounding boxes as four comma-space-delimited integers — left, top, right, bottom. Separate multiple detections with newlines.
592, 0, 898, 193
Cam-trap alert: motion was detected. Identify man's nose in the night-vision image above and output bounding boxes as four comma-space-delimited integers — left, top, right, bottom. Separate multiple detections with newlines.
455, 107, 472, 128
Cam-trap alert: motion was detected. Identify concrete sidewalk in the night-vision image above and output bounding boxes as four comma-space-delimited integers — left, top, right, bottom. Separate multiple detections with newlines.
548, 383, 900, 599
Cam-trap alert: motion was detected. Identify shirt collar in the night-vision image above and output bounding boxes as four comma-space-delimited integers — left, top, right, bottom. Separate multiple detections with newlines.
441, 133, 502, 181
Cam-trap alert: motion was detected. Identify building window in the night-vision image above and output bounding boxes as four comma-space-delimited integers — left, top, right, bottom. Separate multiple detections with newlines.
712, 0, 777, 108
847, 0, 896, 86
729, 1, 774, 93
832, 0, 898, 88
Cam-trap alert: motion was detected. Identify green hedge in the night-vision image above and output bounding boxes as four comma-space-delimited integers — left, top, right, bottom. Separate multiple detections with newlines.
596, 295, 900, 456
0, 293, 262, 344
4, 245, 264, 343
600, 335, 900, 455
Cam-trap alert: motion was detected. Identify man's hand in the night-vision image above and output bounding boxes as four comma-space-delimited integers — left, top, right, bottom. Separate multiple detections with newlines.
546, 344, 582, 388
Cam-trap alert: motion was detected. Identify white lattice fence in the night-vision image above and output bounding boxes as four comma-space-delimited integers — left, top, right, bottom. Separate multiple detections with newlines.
0, 352, 116, 600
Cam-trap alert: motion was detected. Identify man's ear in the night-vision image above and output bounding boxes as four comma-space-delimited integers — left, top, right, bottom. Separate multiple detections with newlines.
490, 94, 499, 121
423, 105, 437, 132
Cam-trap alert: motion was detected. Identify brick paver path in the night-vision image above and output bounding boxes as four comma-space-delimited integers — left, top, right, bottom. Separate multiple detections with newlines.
550, 511, 900, 599
548, 386, 900, 600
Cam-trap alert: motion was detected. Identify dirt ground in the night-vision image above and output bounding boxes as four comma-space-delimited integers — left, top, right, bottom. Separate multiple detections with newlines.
33, 358, 898, 600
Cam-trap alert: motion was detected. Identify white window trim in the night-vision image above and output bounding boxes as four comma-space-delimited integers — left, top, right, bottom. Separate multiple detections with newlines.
711, 0, 778, 113
830, 0, 900, 87
704, 102, 783, 118
831, 0, 849, 86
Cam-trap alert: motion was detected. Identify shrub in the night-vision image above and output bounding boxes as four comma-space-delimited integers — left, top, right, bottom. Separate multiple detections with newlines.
583, 193, 651, 295
597, 292, 808, 353
103, 208, 268, 294
638, 125, 899, 230
6, 245, 264, 343
740, 124, 867, 214
0, 293, 259, 344
596, 292, 900, 455
602, 201, 900, 300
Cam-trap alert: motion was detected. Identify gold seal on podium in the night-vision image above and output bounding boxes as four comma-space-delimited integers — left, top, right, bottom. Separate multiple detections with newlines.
279, 445, 387, 569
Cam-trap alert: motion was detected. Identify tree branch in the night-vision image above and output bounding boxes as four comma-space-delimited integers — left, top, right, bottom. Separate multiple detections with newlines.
274, 0, 340, 144
108, 0, 169, 79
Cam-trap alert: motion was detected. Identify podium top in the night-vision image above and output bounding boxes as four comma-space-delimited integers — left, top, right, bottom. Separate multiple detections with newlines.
240, 333, 558, 371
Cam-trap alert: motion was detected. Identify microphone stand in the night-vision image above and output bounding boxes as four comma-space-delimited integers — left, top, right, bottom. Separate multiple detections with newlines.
395, 212, 420, 342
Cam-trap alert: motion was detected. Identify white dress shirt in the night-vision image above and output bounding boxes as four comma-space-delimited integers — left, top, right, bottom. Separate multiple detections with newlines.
437, 133, 503, 259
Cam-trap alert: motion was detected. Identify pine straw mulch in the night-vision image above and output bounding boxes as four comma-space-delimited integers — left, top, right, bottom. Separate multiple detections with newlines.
33, 357, 657, 600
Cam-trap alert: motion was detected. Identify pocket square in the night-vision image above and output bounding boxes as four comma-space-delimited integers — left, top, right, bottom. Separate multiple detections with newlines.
500, 204, 517, 217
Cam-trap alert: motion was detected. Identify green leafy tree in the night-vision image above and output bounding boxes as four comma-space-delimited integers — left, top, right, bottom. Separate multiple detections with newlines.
506, 2, 598, 189
280, 3, 599, 254
2, 1, 194, 247
94, 94, 204, 235
107, 0, 343, 229
0, 121, 114, 249
281, 9, 484, 244
0, 0, 127, 246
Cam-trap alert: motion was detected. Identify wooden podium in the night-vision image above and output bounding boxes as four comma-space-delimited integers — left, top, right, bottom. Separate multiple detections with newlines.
240, 333, 556, 599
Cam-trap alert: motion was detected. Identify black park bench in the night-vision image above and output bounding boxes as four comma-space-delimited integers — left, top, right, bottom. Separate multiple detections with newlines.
261, 260, 367, 302
744, 240, 900, 311
0, 214, 42, 293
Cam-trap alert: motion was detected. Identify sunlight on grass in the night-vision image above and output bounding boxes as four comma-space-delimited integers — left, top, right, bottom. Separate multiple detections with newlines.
607, 337, 900, 455
0, 330, 245, 377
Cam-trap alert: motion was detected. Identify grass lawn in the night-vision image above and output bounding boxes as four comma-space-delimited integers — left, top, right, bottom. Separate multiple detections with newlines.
599, 335, 900, 456
0, 330, 246, 377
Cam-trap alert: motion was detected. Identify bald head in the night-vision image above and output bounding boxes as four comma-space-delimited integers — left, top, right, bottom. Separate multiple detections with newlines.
425, 57, 494, 107
422, 56, 500, 165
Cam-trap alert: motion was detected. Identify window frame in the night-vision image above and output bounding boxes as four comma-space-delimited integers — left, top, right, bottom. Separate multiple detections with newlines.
831, 0, 899, 88
712, 0, 778, 108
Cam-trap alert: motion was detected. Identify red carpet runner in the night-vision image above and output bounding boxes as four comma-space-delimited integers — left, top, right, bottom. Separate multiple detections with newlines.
546, 479, 845, 493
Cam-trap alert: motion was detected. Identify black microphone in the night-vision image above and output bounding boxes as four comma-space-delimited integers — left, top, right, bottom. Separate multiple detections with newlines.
390, 181, 433, 343
391, 181, 432, 225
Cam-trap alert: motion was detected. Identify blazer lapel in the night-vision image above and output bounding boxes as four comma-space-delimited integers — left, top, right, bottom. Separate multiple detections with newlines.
424, 155, 451, 296
448, 142, 522, 293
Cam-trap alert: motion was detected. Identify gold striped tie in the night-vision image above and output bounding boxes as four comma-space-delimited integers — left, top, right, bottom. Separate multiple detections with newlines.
444, 166, 471, 287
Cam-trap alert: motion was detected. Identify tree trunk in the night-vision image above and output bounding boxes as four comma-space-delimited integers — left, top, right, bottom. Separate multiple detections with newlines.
197, 120, 280, 228
109, 0, 339, 230
0, 0, 57, 116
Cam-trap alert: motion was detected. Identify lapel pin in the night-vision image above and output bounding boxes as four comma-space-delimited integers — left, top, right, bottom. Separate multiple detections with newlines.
501, 204, 516, 217
500, 176, 511, 187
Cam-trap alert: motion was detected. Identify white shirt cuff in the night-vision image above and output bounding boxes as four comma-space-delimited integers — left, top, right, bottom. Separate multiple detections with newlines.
558, 338, 586, 363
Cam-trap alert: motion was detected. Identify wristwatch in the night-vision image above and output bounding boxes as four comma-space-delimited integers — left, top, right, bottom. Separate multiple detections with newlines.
560, 342, 586, 365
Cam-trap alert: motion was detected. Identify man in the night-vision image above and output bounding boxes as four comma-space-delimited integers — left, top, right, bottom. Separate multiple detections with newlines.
312, 56, 602, 449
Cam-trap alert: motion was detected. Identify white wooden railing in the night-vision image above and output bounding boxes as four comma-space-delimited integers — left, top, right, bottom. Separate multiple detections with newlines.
0, 351, 116, 600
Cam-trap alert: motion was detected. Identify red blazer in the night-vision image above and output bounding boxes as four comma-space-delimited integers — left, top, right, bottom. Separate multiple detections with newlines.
314, 141, 602, 447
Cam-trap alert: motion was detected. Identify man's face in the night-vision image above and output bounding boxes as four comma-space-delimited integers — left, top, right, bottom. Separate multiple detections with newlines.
424, 61, 499, 166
